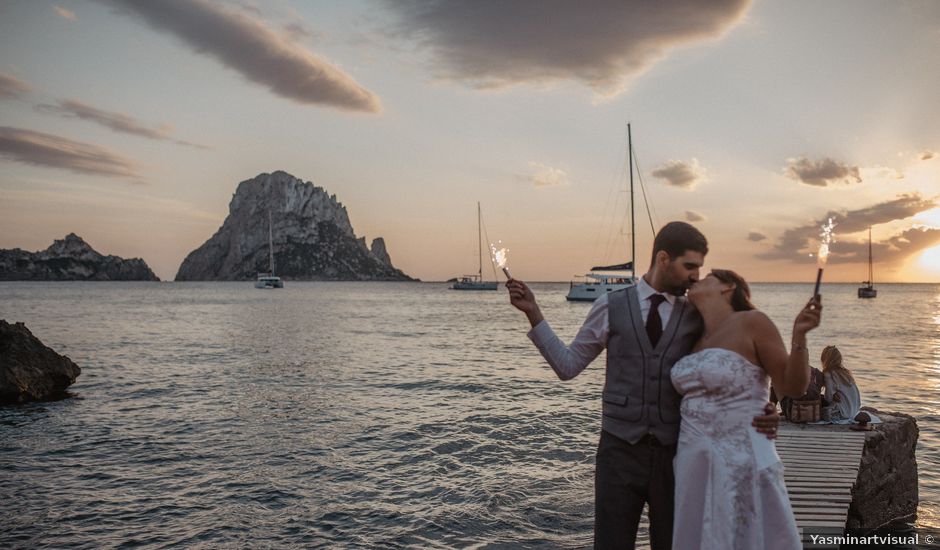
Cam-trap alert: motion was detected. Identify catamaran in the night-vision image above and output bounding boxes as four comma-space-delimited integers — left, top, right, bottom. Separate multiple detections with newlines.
857, 226, 876, 298
566, 124, 644, 302
452, 202, 498, 290
255, 209, 283, 289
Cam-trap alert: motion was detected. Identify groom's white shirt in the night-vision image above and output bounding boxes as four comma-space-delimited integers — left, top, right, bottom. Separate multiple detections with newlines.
528, 276, 676, 380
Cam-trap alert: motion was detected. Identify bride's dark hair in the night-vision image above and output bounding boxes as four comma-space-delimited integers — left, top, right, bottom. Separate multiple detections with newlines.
710, 269, 755, 311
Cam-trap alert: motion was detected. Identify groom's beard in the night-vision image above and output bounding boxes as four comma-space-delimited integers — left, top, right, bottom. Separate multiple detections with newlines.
669, 281, 693, 296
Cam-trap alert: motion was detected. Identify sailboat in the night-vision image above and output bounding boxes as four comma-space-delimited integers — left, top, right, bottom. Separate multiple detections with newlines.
452, 202, 498, 290
255, 209, 284, 289
857, 226, 876, 298
566, 124, 640, 302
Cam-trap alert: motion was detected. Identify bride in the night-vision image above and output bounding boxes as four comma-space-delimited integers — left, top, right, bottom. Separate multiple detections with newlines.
671, 269, 821, 550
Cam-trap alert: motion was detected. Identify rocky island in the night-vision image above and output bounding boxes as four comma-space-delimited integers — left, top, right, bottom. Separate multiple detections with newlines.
175, 171, 414, 281
0, 234, 159, 281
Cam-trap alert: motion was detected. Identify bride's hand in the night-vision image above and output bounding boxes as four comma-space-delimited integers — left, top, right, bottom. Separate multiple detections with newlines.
793, 295, 822, 336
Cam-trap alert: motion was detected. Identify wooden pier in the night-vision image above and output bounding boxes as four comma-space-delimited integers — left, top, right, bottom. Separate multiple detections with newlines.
777, 422, 869, 546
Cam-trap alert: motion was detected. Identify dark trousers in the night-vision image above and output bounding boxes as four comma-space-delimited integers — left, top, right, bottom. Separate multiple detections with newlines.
594, 430, 676, 550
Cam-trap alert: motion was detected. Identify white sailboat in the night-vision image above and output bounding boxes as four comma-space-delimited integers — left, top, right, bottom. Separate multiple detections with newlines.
452, 202, 498, 290
566, 124, 640, 302
858, 227, 876, 298
255, 209, 283, 289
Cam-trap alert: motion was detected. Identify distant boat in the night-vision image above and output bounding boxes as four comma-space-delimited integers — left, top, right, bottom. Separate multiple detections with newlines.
452, 202, 498, 290
566, 123, 642, 302
566, 263, 636, 302
256, 210, 284, 289
858, 226, 876, 299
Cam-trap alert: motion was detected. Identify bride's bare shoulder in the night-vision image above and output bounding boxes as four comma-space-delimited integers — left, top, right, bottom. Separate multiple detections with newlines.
736, 310, 776, 331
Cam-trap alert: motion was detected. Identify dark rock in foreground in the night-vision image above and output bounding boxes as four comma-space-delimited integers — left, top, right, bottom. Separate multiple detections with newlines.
847, 408, 919, 528
175, 171, 414, 281
0, 233, 159, 281
0, 320, 81, 404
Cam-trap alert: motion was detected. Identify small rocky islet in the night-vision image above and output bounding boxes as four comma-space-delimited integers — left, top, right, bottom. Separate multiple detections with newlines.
0, 233, 159, 281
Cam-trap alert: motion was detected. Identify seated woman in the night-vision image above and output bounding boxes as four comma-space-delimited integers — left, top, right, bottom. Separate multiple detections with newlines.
821, 345, 862, 421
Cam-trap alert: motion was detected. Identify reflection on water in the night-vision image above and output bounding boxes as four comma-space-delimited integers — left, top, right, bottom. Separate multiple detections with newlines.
0, 282, 937, 547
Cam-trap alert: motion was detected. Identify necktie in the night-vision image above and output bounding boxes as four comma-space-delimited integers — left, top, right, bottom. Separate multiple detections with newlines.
646, 294, 666, 347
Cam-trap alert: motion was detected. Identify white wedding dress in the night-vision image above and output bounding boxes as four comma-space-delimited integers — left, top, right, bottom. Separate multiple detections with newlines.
670, 348, 801, 550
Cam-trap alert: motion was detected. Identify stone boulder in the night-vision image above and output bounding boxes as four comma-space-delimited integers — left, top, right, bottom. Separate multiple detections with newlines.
847, 408, 919, 528
0, 320, 81, 404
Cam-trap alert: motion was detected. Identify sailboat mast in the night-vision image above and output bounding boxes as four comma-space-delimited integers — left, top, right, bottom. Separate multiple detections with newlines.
628, 123, 635, 280
268, 209, 274, 274
868, 227, 873, 285
477, 201, 483, 280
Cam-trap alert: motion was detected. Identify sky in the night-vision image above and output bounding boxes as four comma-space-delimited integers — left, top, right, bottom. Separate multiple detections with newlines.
2, 0, 940, 283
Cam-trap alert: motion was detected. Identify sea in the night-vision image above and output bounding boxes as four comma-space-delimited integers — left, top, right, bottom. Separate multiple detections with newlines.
0, 281, 937, 549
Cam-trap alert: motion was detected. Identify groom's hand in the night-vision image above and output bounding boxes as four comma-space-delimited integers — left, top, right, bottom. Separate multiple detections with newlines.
507, 279, 544, 327
752, 402, 780, 440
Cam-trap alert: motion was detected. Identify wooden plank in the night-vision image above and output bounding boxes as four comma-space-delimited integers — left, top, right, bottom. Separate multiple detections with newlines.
776, 446, 865, 454
785, 484, 853, 491
790, 502, 849, 509
773, 428, 867, 530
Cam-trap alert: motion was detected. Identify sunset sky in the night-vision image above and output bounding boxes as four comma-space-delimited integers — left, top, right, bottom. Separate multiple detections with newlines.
2, 0, 940, 282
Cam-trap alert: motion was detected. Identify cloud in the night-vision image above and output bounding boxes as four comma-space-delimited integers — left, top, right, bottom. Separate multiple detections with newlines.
784, 156, 862, 187
383, 0, 750, 96
758, 194, 937, 262
36, 99, 209, 149
652, 159, 706, 189
53, 6, 77, 21
866, 165, 905, 182
96, 0, 381, 113
685, 210, 706, 223
283, 21, 313, 42
518, 162, 570, 188
0, 126, 144, 180
747, 231, 767, 242
825, 226, 940, 265
0, 72, 33, 99
923, 151, 936, 161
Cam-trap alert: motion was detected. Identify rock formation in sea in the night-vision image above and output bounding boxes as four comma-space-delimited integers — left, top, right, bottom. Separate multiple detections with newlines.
175, 171, 414, 281
0, 233, 159, 281
847, 408, 919, 528
0, 320, 81, 404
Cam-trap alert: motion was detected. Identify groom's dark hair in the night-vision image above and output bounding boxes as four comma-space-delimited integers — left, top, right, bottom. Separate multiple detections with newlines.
650, 221, 708, 265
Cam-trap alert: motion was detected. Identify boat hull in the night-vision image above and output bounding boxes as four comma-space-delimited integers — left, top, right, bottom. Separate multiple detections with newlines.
566, 282, 631, 301
858, 287, 877, 298
255, 276, 283, 289
452, 281, 498, 290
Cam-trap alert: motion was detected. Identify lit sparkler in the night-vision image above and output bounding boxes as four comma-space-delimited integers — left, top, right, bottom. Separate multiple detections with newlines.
813, 217, 836, 297
490, 242, 511, 280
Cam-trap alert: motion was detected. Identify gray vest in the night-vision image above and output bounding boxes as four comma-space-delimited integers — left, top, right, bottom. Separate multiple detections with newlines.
602, 286, 702, 445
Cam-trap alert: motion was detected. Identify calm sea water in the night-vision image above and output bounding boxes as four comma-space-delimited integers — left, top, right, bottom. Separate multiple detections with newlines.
0, 281, 937, 548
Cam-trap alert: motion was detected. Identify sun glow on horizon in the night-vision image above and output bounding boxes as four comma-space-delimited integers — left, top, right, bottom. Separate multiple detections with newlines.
916, 245, 940, 276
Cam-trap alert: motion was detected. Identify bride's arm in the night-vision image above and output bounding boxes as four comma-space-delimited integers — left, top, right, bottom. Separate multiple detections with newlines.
751, 297, 822, 398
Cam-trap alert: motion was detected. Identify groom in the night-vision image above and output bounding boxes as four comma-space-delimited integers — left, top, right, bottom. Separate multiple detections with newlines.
506, 221, 779, 550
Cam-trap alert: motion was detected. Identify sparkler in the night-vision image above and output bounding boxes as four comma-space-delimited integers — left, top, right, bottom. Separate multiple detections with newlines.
813, 217, 836, 297
490, 242, 511, 280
